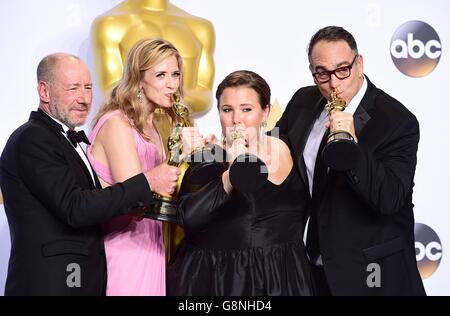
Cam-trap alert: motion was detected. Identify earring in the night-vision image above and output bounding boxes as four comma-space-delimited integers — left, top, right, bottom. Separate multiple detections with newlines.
137, 89, 143, 104
259, 121, 267, 140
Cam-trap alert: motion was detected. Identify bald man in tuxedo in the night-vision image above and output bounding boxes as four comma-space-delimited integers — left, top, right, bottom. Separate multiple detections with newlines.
0, 53, 180, 295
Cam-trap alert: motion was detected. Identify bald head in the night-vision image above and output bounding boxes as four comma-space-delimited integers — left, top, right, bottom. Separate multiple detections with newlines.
37, 53, 83, 83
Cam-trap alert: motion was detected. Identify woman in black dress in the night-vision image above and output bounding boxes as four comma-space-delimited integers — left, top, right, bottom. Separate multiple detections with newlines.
167, 70, 313, 296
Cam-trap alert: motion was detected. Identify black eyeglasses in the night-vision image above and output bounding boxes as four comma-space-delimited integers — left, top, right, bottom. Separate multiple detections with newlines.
312, 55, 358, 84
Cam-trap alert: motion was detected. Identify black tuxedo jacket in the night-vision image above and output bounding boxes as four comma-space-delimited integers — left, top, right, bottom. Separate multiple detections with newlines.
276, 77, 425, 295
0, 109, 154, 295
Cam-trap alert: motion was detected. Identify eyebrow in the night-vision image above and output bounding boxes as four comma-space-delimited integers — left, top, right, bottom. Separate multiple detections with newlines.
65, 83, 92, 88
220, 103, 254, 107
314, 60, 353, 71
155, 70, 180, 74
65, 83, 81, 88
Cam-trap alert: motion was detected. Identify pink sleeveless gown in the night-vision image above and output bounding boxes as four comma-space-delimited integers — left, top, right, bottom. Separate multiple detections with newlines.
87, 110, 165, 296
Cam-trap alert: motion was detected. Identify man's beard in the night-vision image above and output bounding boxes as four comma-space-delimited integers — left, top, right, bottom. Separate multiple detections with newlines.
49, 101, 77, 129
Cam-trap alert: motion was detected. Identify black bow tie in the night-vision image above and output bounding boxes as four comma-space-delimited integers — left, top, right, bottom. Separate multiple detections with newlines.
67, 129, 91, 148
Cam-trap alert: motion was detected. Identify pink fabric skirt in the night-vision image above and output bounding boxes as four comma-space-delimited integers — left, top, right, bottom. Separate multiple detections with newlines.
103, 216, 165, 296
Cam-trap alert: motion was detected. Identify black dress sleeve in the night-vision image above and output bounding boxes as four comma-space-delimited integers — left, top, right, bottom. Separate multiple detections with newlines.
177, 177, 231, 233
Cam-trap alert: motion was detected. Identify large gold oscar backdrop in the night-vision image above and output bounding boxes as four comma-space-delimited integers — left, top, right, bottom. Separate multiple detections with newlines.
266, 99, 282, 131
90, 0, 216, 260
90, 0, 215, 117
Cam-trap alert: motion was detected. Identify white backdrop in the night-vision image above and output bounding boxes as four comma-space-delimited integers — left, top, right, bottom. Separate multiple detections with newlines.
0, 0, 448, 295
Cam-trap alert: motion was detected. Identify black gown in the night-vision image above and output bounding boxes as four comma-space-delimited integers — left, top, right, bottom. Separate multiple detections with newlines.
167, 166, 313, 296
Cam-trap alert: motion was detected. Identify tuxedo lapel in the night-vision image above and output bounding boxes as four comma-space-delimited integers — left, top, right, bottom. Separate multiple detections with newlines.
293, 95, 327, 188
353, 106, 371, 136
353, 76, 376, 136
77, 147, 102, 189
92, 169, 102, 188
312, 129, 330, 201
61, 140, 97, 188
31, 110, 98, 189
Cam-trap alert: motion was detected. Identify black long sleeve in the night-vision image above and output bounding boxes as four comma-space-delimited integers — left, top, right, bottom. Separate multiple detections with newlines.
178, 177, 230, 233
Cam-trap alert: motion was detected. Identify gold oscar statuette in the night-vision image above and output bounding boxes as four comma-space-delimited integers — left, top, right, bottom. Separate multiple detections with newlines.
145, 93, 191, 224
144, 93, 227, 223
321, 89, 360, 171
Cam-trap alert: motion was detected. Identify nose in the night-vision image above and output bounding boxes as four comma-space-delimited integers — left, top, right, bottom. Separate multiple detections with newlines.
232, 111, 241, 125
329, 74, 340, 90
166, 75, 177, 90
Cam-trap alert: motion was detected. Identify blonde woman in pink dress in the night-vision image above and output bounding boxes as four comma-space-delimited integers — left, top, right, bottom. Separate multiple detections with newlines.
87, 38, 201, 296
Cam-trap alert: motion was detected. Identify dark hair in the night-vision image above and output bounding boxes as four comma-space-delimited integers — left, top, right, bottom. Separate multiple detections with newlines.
216, 70, 271, 109
307, 26, 358, 63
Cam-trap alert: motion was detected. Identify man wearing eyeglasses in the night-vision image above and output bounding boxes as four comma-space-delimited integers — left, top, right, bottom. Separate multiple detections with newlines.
276, 26, 425, 296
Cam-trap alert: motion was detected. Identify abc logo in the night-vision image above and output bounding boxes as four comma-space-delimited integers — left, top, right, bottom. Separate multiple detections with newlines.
390, 21, 442, 77
415, 223, 442, 279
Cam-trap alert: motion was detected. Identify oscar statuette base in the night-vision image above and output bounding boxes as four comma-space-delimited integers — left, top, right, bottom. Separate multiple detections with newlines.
144, 194, 179, 224
322, 130, 360, 171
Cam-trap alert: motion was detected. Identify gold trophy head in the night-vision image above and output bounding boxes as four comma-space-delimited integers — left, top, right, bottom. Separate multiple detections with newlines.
321, 88, 359, 172
325, 89, 347, 114
173, 91, 190, 121
166, 90, 192, 166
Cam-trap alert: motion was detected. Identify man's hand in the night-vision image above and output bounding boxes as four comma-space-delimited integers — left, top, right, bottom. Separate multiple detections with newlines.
144, 163, 181, 195
327, 112, 358, 142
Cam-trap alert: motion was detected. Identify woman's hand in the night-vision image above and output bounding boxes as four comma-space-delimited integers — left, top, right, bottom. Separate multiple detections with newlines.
180, 127, 205, 161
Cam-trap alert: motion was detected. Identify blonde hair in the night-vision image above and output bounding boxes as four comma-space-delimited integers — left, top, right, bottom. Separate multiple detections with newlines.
92, 38, 184, 140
